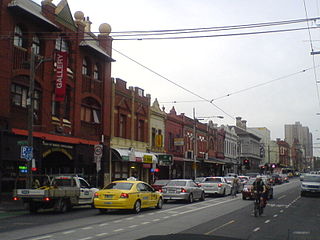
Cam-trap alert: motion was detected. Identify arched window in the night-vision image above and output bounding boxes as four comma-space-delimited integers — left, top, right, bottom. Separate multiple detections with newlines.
93, 64, 100, 81
13, 25, 23, 47
80, 98, 101, 124
32, 35, 40, 55
82, 58, 88, 75
55, 37, 69, 52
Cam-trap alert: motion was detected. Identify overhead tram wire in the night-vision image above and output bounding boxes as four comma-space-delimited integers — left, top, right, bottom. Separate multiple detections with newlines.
112, 47, 235, 120
159, 65, 320, 104
303, 0, 320, 109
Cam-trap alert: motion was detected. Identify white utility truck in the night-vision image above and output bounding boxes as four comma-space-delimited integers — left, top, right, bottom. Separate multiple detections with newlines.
13, 175, 99, 213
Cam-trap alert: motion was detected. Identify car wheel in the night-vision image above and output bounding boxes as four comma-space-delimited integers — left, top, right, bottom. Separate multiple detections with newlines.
156, 198, 163, 209
200, 192, 205, 201
301, 191, 305, 197
222, 189, 226, 196
188, 194, 194, 203
133, 200, 141, 214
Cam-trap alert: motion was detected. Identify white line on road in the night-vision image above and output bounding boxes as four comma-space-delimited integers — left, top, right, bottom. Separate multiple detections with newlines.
273, 214, 278, 218
280, 210, 284, 213
253, 227, 260, 232
99, 223, 109, 227
30, 236, 53, 240
153, 219, 160, 222
148, 212, 155, 215
78, 237, 93, 240
163, 216, 169, 219
82, 226, 93, 230
114, 228, 124, 232
96, 232, 109, 237
125, 217, 134, 220
265, 220, 270, 223
205, 220, 235, 235
278, 195, 286, 200
113, 220, 122, 223
141, 222, 150, 225
129, 225, 138, 228
63, 230, 76, 234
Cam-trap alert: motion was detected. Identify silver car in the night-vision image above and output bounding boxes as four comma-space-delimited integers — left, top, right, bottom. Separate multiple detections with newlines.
162, 179, 205, 203
301, 174, 320, 196
199, 177, 232, 196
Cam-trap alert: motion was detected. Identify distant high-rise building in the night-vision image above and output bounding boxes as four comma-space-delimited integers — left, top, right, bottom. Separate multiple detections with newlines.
285, 122, 313, 167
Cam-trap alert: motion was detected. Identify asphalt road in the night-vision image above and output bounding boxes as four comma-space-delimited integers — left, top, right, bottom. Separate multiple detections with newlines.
0, 178, 318, 240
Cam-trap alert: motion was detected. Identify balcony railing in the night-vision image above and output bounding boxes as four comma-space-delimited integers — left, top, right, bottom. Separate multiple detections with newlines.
82, 75, 103, 98
80, 121, 101, 138
13, 46, 28, 70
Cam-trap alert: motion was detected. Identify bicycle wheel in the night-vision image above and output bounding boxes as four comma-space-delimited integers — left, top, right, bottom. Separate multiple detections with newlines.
254, 202, 258, 217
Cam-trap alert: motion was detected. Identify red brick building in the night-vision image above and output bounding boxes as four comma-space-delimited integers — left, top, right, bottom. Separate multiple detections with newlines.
0, 0, 113, 192
164, 107, 225, 179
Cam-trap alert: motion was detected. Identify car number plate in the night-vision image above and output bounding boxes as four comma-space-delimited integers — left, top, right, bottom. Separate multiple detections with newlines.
105, 195, 113, 199
104, 202, 112, 204
169, 190, 175, 193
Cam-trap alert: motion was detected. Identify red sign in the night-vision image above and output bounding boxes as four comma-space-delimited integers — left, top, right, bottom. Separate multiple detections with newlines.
55, 51, 68, 102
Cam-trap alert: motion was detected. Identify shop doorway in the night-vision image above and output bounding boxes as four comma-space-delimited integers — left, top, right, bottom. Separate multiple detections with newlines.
41, 151, 74, 174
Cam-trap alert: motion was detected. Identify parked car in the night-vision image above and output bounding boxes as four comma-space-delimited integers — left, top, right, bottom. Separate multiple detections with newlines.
162, 179, 205, 203
279, 174, 289, 183
94, 180, 163, 214
195, 177, 206, 184
151, 179, 170, 191
242, 178, 273, 200
300, 174, 320, 196
198, 177, 232, 196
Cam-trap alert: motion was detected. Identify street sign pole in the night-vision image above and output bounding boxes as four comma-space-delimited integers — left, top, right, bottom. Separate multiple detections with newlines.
27, 50, 35, 188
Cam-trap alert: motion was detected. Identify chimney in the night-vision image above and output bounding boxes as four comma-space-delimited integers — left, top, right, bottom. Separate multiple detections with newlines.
236, 117, 242, 127
41, 0, 56, 22
241, 120, 247, 130
84, 16, 92, 32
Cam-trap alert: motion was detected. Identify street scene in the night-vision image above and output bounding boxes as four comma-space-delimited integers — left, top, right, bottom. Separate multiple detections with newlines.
1, 178, 320, 240
1, 0, 320, 239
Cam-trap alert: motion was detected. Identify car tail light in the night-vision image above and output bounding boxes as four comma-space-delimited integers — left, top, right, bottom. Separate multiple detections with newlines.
218, 183, 222, 187
198, 184, 202, 187
43, 197, 51, 202
12, 197, 20, 201
158, 189, 163, 193
181, 188, 187, 193
120, 193, 129, 198
94, 192, 99, 198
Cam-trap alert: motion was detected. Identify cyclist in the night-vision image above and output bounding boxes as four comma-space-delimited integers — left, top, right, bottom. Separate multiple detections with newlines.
252, 176, 267, 208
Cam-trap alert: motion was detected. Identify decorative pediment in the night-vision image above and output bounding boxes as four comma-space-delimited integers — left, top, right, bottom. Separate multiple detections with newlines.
55, 0, 77, 31
117, 97, 131, 112
136, 103, 147, 116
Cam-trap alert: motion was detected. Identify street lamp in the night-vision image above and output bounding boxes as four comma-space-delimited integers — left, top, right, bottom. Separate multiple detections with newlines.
193, 109, 224, 178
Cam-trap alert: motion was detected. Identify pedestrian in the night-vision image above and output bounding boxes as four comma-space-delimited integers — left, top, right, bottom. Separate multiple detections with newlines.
232, 175, 239, 197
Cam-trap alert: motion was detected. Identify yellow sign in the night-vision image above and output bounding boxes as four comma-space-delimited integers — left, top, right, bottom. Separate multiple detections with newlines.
143, 155, 153, 163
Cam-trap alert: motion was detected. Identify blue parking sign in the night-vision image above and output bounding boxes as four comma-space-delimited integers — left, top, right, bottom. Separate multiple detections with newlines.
21, 146, 33, 161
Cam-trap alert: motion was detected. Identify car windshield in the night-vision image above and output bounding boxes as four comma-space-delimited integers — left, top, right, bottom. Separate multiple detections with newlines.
303, 176, 320, 182
104, 182, 133, 190
154, 180, 169, 185
204, 178, 222, 182
167, 181, 187, 186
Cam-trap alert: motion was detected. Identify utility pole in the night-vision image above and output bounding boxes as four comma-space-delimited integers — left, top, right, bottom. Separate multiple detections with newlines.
27, 50, 35, 188
193, 108, 197, 179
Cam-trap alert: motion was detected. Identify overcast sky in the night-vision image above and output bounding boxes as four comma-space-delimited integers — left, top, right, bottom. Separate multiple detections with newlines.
36, 0, 320, 155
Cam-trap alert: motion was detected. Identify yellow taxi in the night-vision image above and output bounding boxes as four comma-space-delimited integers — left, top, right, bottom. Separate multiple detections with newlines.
94, 180, 163, 213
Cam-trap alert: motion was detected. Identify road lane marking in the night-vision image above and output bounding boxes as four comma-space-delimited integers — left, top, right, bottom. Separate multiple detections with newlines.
113, 220, 122, 223
114, 228, 124, 232
293, 231, 310, 235
82, 226, 93, 230
205, 220, 235, 235
265, 220, 270, 223
273, 214, 278, 218
63, 230, 76, 234
253, 227, 260, 232
148, 213, 155, 215
78, 237, 93, 240
30, 236, 53, 240
141, 221, 150, 225
99, 223, 109, 226
163, 216, 169, 219
153, 218, 160, 222
129, 225, 138, 228
96, 233, 108, 237
125, 217, 134, 220
280, 210, 284, 213
278, 195, 286, 200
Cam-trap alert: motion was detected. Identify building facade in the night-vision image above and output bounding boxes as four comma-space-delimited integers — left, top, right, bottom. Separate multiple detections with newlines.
0, 0, 114, 192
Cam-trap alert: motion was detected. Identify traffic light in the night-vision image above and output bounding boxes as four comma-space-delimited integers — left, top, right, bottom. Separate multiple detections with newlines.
243, 159, 250, 169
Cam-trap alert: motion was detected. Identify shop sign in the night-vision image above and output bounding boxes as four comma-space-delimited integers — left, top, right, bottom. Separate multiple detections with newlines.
143, 164, 151, 168
122, 156, 129, 161
143, 155, 153, 164
174, 138, 184, 146
158, 154, 173, 166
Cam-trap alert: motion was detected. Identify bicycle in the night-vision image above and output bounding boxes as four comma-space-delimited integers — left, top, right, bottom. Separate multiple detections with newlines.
253, 191, 264, 217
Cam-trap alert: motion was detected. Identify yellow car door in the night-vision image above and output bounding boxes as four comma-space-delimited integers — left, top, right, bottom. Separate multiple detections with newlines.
136, 183, 149, 207
144, 183, 158, 207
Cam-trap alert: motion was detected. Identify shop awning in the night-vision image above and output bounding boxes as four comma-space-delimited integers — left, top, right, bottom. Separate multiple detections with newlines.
111, 148, 131, 161
204, 157, 226, 164
111, 148, 157, 163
